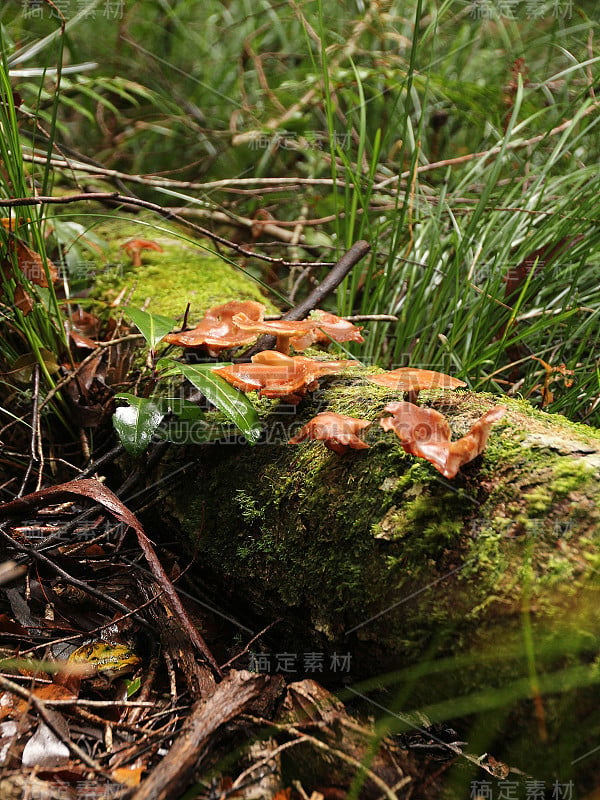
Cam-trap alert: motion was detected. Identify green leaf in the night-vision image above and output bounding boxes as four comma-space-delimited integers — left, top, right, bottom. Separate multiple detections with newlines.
126, 676, 142, 698
174, 362, 262, 444
113, 393, 165, 457
156, 397, 207, 421
124, 306, 176, 349
155, 358, 231, 377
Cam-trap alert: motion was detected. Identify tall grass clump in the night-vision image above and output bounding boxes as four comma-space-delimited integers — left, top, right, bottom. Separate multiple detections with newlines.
313, 1, 600, 423
0, 45, 72, 445
0, 0, 599, 794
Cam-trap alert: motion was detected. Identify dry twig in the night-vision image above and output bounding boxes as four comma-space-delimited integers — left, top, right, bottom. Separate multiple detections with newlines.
130, 670, 269, 800
245, 240, 371, 356
1, 192, 333, 268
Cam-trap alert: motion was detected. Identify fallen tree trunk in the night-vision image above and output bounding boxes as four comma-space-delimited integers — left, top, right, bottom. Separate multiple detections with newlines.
151, 376, 600, 786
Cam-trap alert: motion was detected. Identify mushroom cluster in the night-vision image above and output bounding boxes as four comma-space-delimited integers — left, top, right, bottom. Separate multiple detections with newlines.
232, 309, 364, 354
164, 300, 265, 356
282, 363, 505, 477
164, 301, 363, 358
213, 351, 355, 404
379, 402, 507, 479
164, 299, 505, 478
288, 401, 506, 478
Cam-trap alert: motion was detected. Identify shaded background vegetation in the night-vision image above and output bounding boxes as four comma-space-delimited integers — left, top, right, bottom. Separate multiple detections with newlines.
2, 0, 599, 424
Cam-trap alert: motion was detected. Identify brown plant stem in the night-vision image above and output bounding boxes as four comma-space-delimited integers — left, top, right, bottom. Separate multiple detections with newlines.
1, 192, 333, 268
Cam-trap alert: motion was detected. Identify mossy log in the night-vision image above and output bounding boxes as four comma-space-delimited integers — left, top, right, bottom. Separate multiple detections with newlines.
84, 207, 277, 319
152, 374, 600, 784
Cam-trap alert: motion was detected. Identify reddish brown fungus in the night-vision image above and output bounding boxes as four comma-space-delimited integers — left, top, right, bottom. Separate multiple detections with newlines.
368, 368, 466, 403
289, 412, 371, 455
380, 402, 506, 478
212, 361, 312, 404
232, 309, 363, 354
252, 351, 356, 378
120, 238, 163, 268
164, 300, 266, 355
232, 313, 317, 355
289, 310, 364, 351
380, 401, 451, 444
212, 351, 355, 404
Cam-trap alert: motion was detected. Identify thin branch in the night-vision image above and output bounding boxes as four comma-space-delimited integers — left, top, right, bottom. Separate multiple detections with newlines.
1, 192, 333, 267
345, 314, 398, 322
167, 206, 304, 245
288, 726, 409, 800
238, 714, 405, 800
244, 240, 371, 356
22, 151, 348, 191
283, 239, 371, 320
11, 697, 156, 708
219, 619, 282, 670
230, 737, 310, 792
375, 98, 600, 189
76, 443, 124, 479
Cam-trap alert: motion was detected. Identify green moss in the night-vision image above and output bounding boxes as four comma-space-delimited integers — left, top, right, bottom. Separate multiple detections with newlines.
376, 487, 464, 552
519, 459, 594, 517
524, 486, 555, 515
80, 209, 277, 319
550, 459, 594, 495
544, 553, 577, 582
234, 490, 265, 522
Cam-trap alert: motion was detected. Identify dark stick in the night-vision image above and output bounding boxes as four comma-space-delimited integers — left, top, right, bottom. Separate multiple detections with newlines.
131, 671, 269, 800
77, 443, 124, 480
244, 239, 370, 357
283, 239, 371, 321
